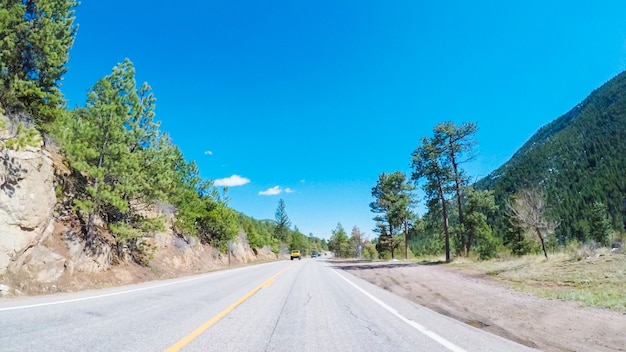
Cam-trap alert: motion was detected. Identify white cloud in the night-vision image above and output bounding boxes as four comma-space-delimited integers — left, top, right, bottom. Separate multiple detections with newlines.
258, 186, 295, 195
204, 150, 213, 155
214, 175, 250, 187
259, 186, 282, 196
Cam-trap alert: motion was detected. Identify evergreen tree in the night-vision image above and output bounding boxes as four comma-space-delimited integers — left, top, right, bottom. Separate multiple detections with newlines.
361, 239, 378, 260
411, 136, 454, 262
504, 218, 536, 256
60, 59, 164, 250
0, 119, 42, 150
434, 121, 478, 255
290, 226, 306, 252
370, 171, 414, 259
409, 212, 444, 256
590, 201, 612, 246
274, 198, 291, 242
198, 191, 238, 251
463, 187, 498, 259
0, 0, 78, 125
237, 214, 279, 252
328, 222, 349, 257
349, 226, 363, 258
169, 151, 211, 237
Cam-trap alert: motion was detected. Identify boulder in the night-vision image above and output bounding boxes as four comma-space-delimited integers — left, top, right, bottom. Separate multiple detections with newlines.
231, 232, 256, 263
8, 245, 66, 283
65, 231, 112, 273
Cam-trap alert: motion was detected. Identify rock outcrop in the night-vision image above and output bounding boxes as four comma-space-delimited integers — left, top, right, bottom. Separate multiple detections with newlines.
8, 245, 65, 283
0, 115, 56, 276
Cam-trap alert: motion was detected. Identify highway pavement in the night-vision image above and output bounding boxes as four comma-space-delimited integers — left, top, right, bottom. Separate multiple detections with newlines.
0, 258, 538, 351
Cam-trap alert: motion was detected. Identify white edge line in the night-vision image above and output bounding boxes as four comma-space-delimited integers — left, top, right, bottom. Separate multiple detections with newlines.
0, 262, 281, 312
329, 265, 467, 352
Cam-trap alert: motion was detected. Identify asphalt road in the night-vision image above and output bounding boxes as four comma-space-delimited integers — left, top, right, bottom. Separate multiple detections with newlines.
0, 258, 538, 352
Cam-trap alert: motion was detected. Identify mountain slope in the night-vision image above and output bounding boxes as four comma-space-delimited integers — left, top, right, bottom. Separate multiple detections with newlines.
477, 70, 626, 242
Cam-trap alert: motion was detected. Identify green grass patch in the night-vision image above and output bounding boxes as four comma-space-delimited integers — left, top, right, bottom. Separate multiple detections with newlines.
452, 249, 626, 311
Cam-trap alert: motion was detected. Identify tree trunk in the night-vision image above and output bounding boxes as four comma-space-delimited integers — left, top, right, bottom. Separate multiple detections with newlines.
389, 223, 395, 260
439, 185, 451, 263
535, 227, 548, 259
85, 120, 109, 250
450, 152, 466, 256
404, 218, 409, 260
86, 212, 96, 249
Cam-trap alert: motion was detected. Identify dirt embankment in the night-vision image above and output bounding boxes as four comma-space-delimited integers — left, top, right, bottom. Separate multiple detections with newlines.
334, 261, 626, 352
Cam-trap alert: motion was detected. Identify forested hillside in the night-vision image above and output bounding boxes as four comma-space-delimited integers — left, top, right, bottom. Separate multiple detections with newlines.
477, 71, 626, 243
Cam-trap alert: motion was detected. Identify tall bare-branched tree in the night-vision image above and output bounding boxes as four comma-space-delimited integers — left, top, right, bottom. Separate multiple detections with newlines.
506, 188, 559, 259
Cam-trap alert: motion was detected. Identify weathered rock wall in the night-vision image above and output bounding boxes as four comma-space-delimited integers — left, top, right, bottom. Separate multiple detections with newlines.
149, 230, 278, 276
0, 113, 57, 276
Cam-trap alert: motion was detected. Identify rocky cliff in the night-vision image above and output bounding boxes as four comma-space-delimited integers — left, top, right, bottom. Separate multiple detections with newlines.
0, 113, 58, 282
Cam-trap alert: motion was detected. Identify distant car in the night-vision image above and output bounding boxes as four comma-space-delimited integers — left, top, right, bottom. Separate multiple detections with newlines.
290, 250, 301, 260
311, 252, 318, 258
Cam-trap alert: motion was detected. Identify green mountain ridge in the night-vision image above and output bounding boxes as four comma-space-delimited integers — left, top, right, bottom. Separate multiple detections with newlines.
477, 70, 626, 242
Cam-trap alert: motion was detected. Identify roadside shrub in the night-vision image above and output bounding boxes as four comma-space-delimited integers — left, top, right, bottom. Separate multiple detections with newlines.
474, 233, 500, 260
363, 242, 379, 260
378, 250, 392, 260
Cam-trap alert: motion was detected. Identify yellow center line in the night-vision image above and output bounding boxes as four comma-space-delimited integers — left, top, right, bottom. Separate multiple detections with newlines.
165, 266, 291, 352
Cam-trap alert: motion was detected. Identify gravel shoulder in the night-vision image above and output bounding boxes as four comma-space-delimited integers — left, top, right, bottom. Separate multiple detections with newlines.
333, 260, 626, 352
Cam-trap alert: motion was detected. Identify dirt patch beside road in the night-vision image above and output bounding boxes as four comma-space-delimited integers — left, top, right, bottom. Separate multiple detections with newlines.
333, 260, 626, 352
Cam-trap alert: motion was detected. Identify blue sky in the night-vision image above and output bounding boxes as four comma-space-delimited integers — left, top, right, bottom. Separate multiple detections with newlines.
61, 1, 626, 240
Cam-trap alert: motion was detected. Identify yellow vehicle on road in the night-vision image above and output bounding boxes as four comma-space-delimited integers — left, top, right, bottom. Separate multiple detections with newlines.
290, 250, 301, 260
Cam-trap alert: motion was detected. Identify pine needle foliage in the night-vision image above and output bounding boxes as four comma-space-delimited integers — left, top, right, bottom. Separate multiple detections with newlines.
0, 0, 77, 126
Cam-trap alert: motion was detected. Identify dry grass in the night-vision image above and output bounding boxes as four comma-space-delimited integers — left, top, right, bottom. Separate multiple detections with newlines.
450, 248, 626, 311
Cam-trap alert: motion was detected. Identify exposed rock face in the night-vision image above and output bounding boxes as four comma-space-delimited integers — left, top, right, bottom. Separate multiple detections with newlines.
8, 245, 65, 282
149, 231, 278, 275
232, 233, 278, 262
0, 146, 56, 275
65, 231, 112, 273
231, 232, 256, 263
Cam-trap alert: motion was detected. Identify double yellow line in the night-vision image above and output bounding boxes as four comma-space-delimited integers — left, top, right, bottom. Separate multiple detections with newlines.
166, 266, 290, 352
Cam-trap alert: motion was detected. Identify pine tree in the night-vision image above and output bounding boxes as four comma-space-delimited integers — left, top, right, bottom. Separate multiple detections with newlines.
434, 121, 478, 255
61, 59, 164, 250
370, 171, 414, 259
463, 187, 499, 259
274, 199, 291, 242
169, 153, 210, 237
590, 201, 612, 246
411, 136, 455, 262
0, 0, 78, 125
328, 223, 349, 257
